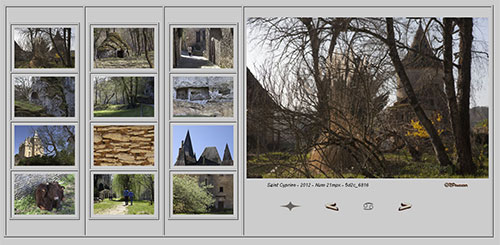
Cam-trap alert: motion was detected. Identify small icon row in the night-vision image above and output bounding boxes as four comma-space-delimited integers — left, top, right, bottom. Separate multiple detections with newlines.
281, 201, 412, 212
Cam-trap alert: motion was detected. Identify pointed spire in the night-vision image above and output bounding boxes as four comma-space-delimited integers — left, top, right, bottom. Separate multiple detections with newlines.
402, 24, 438, 68
222, 143, 233, 165
183, 130, 194, 157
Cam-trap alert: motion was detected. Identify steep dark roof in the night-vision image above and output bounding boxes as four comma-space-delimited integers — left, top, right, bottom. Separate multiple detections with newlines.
183, 130, 194, 158
198, 147, 221, 165
402, 25, 440, 69
222, 143, 232, 162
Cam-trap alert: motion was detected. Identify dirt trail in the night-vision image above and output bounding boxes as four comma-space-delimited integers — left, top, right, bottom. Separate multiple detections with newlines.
104, 203, 127, 215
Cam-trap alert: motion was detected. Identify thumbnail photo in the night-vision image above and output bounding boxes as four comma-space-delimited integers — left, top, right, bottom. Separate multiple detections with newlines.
13, 173, 76, 215
93, 125, 155, 166
14, 27, 76, 69
14, 125, 75, 166
172, 174, 233, 215
172, 125, 234, 166
93, 174, 155, 216
247, 17, 489, 178
172, 76, 234, 118
93, 76, 154, 117
14, 76, 75, 117
93, 27, 155, 69
172, 27, 234, 69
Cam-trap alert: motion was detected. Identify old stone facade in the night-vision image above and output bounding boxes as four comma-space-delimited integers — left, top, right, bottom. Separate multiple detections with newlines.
173, 76, 234, 117
18, 130, 44, 158
93, 125, 155, 166
197, 174, 233, 211
390, 25, 448, 122
175, 130, 233, 166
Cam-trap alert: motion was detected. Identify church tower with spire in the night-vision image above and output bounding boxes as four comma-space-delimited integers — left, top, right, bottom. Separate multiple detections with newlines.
392, 25, 447, 119
174, 130, 197, 165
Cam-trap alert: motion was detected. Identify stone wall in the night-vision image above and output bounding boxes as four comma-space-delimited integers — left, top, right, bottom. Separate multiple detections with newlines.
93, 125, 155, 166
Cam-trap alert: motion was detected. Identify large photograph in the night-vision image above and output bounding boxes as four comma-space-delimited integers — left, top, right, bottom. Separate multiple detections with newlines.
247, 17, 489, 178
14, 27, 76, 69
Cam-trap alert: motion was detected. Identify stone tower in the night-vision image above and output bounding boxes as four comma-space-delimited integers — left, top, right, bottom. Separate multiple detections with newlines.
18, 130, 44, 158
395, 25, 446, 113
175, 130, 197, 165
221, 143, 233, 165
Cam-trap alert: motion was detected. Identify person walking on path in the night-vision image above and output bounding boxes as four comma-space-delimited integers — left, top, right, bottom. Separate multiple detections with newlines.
129, 191, 134, 206
123, 188, 130, 206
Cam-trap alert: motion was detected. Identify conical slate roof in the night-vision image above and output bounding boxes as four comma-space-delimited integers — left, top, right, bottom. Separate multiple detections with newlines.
402, 25, 440, 69
183, 130, 194, 158
222, 143, 233, 165
198, 147, 221, 165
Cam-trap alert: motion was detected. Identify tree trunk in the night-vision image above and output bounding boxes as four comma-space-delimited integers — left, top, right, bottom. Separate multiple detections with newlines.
66, 28, 72, 67
143, 29, 153, 68
385, 18, 452, 167
47, 29, 68, 67
455, 18, 476, 175
443, 18, 460, 146
299, 18, 330, 131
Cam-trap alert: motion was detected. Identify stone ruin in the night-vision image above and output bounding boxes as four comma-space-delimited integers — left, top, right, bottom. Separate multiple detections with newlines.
173, 76, 233, 104
28, 76, 75, 117
93, 125, 155, 166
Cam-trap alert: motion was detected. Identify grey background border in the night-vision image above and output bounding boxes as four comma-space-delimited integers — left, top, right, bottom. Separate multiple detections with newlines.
0, 0, 498, 244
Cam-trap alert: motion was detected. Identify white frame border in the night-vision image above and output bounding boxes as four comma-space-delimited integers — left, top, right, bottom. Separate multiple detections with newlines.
169, 73, 237, 121
90, 122, 158, 170
169, 171, 237, 220
11, 122, 79, 170
90, 24, 159, 73
10, 170, 80, 220
10, 24, 80, 73
90, 74, 158, 121
169, 122, 237, 171
11, 74, 79, 121
89, 171, 159, 220
169, 24, 238, 74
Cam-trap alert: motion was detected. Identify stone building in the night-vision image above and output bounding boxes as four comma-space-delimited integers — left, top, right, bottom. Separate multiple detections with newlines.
197, 174, 233, 211
175, 130, 233, 166
18, 130, 44, 158
390, 25, 447, 122
173, 76, 233, 103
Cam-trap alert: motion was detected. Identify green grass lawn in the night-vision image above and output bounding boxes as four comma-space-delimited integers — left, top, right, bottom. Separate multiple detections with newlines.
248, 151, 489, 179
14, 100, 51, 117
94, 104, 154, 117
94, 199, 154, 215
126, 200, 155, 215
93, 199, 120, 214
